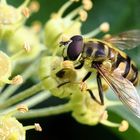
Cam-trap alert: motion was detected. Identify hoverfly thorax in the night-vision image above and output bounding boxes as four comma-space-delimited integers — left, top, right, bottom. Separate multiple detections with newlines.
82, 41, 107, 62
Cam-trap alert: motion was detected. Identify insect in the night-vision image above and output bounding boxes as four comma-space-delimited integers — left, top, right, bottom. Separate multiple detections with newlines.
59, 30, 140, 118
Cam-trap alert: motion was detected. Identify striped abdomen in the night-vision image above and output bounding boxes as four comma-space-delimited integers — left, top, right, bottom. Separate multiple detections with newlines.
113, 52, 138, 86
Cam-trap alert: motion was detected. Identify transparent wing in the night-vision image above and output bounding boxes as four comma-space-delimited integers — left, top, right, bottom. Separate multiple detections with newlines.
105, 30, 140, 50
97, 65, 140, 117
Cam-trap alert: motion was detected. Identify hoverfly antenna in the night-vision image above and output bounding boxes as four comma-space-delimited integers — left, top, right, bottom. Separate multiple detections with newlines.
59, 40, 72, 47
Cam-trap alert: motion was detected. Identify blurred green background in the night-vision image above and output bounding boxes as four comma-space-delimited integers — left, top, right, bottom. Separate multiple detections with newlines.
9, 0, 140, 139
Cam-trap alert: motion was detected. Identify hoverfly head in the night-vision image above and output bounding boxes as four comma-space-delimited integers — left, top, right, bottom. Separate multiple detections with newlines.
60, 35, 84, 61
67, 35, 84, 61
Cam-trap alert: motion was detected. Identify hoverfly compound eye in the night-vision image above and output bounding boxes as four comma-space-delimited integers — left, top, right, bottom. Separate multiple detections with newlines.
67, 35, 83, 60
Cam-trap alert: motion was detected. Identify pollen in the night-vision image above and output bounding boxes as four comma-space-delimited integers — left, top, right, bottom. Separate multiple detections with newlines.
82, 0, 93, 11
17, 104, 28, 113
80, 82, 87, 91
24, 41, 31, 53
31, 21, 42, 33
29, 1, 40, 13
99, 22, 110, 33
79, 9, 88, 21
22, 7, 30, 18
119, 120, 129, 132
62, 60, 75, 69
34, 123, 42, 132
12, 75, 23, 85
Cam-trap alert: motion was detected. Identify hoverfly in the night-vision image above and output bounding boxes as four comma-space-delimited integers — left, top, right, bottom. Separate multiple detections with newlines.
59, 30, 140, 118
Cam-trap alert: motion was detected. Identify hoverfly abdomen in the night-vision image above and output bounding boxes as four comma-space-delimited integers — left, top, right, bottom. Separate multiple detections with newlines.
113, 52, 138, 86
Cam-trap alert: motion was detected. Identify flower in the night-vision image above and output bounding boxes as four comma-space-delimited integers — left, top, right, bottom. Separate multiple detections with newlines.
0, 0, 31, 39
7, 25, 41, 63
0, 105, 42, 140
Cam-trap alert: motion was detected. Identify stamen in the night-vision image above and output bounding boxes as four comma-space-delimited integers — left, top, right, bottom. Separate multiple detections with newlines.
83, 27, 101, 38
119, 120, 129, 132
83, 22, 110, 38
24, 41, 31, 52
99, 22, 110, 33
22, 7, 30, 18
79, 9, 88, 21
17, 104, 28, 113
5, 104, 28, 117
29, 1, 40, 13
65, 6, 83, 19
100, 119, 120, 127
18, 0, 30, 10
24, 123, 42, 131
31, 21, 42, 33
11, 75, 23, 85
82, 0, 93, 11
58, 1, 74, 17
34, 123, 42, 132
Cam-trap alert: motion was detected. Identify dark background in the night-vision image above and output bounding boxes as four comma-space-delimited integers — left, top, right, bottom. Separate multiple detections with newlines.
9, 0, 140, 139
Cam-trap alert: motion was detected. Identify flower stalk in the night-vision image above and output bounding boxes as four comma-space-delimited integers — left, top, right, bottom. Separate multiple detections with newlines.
0, 82, 44, 109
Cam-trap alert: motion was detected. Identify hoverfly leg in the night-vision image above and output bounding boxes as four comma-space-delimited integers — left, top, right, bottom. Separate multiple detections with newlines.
97, 72, 104, 105
82, 72, 92, 82
87, 89, 103, 105
75, 61, 84, 69
81, 71, 104, 105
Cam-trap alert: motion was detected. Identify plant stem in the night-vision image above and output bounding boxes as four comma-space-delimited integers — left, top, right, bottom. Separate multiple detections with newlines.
0, 82, 44, 109
16, 103, 72, 119
1, 91, 51, 115
19, 91, 51, 108
0, 60, 39, 101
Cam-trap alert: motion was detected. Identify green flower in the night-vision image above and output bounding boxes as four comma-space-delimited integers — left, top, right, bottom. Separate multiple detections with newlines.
7, 25, 41, 63
0, 0, 31, 39
0, 105, 42, 140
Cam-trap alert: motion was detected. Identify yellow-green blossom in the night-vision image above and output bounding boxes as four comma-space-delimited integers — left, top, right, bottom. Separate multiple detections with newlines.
0, 105, 42, 140
7, 25, 41, 63
0, 0, 31, 39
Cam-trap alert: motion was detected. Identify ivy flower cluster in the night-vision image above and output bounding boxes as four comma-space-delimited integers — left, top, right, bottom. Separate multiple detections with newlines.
0, 0, 130, 139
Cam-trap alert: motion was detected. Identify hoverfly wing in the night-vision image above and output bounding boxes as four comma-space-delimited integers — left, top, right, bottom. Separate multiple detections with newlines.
97, 65, 140, 117
106, 30, 140, 50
